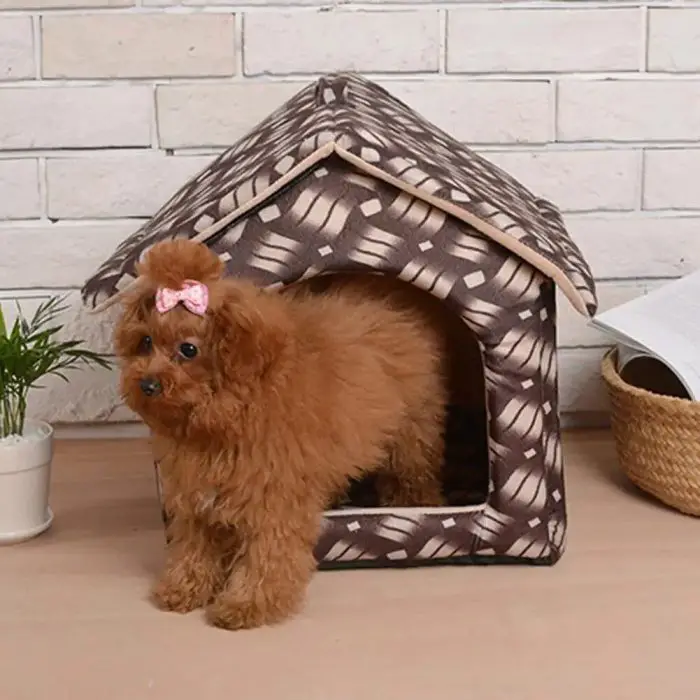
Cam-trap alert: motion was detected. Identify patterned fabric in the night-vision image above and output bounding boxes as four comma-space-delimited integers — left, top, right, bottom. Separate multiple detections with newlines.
153, 166, 568, 567
81, 72, 597, 317
81, 72, 599, 568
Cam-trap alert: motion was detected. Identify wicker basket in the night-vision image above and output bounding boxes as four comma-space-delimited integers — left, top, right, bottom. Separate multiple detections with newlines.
601, 348, 700, 516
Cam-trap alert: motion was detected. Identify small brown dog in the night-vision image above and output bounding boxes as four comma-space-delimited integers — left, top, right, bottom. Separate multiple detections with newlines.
114, 239, 448, 629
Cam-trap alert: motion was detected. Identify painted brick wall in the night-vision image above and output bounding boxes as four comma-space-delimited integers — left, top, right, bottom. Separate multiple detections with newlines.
0, 0, 698, 429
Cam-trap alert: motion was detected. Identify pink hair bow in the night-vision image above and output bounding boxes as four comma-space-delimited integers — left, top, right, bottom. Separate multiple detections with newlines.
155, 279, 209, 316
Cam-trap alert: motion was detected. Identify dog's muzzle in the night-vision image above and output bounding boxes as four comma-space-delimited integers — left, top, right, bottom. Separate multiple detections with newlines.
139, 377, 162, 397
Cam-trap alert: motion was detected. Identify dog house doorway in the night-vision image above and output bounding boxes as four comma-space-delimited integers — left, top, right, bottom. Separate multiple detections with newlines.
287, 272, 490, 511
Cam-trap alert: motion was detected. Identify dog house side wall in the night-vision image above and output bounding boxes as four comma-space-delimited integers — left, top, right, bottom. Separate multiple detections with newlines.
541, 281, 567, 561
476, 279, 566, 564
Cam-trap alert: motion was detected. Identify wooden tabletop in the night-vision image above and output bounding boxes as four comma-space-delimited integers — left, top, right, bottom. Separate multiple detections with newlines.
1, 430, 699, 700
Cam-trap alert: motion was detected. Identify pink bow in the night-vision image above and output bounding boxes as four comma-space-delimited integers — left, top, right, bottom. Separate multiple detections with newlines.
155, 280, 209, 316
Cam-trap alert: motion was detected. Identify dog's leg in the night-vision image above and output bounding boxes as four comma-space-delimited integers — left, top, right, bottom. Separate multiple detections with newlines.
376, 406, 446, 508
205, 495, 320, 630
151, 515, 231, 614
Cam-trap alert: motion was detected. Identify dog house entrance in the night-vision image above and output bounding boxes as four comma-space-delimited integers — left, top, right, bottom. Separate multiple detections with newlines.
289, 273, 490, 510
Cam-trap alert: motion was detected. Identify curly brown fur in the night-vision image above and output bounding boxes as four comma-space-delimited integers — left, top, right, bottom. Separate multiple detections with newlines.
114, 239, 449, 630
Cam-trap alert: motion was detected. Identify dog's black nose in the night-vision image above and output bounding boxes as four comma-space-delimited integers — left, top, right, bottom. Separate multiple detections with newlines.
139, 377, 162, 397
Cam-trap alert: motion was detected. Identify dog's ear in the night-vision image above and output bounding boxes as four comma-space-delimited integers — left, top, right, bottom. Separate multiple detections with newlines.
207, 280, 294, 384
137, 239, 224, 290
120, 275, 155, 314
113, 277, 156, 356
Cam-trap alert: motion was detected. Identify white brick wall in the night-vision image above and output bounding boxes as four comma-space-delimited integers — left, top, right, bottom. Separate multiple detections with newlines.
0, 86, 153, 149
447, 8, 643, 73
0, 160, 41, 218
42, 13, 236, 78
0, 16, 34, 80
244, 11, 440, 75
45, 153, 212, 218
557, 80, 700, 142
0, 1, 698, 430
648, 8, 700, 71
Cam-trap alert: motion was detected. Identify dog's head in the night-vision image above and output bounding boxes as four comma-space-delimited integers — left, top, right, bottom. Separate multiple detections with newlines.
113, 238, 291, 437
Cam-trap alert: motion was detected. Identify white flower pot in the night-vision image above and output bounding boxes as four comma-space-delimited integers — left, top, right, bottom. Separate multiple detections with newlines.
0, 421, 54, 545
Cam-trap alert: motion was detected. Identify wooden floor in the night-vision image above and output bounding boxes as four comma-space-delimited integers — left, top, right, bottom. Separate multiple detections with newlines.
1, 430, 699, 700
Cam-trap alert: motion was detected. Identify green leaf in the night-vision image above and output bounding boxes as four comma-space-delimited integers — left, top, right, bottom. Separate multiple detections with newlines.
0, 294, 113, 438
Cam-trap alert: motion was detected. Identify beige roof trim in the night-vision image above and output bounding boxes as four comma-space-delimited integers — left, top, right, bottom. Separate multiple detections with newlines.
90, 140, 590, 318
333, 146, 590, 318
89, 143, 335, 314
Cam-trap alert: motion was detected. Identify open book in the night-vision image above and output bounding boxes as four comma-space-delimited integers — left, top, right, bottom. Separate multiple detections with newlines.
589, 269, 700, 401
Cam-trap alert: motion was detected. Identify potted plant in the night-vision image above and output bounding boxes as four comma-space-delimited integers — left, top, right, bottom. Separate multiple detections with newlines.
0, 296, 110, 544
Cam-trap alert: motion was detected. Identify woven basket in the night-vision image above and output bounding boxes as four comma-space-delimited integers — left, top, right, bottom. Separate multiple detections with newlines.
601, 348, 700, 516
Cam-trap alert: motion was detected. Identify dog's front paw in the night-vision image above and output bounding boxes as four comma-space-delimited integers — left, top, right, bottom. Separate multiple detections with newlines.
205, 589, 301, 630
150, 577, 206, 614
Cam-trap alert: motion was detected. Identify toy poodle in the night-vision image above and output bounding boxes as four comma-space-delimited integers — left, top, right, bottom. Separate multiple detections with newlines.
114, 238, 448, 630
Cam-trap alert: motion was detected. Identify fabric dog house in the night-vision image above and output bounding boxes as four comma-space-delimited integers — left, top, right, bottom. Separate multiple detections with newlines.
82, 72, 597, 569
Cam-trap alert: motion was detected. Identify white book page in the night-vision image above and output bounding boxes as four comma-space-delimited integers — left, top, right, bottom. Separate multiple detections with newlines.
589, 270, 700, 399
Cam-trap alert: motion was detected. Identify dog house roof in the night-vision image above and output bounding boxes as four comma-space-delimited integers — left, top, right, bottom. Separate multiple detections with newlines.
81, 72, 597, 316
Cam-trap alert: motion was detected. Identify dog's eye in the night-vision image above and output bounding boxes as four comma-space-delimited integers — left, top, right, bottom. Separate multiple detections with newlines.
139, 336, 152, 354
178, 342, 198, 360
